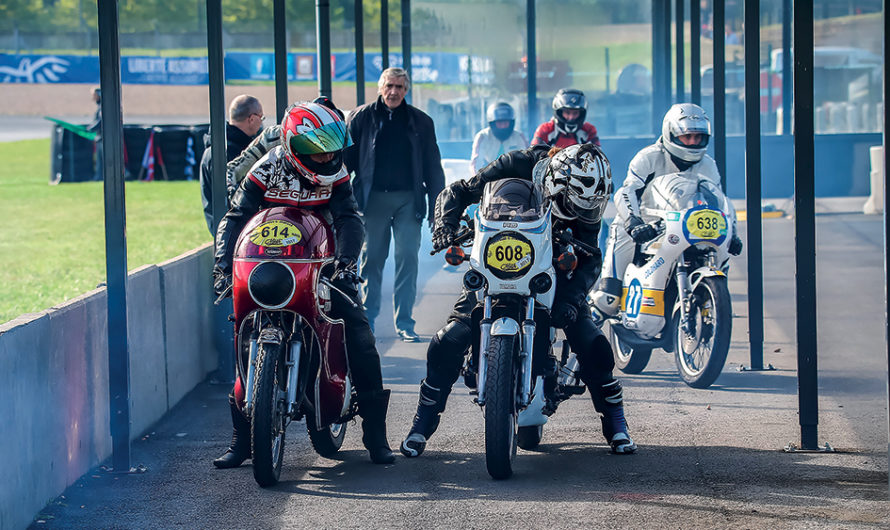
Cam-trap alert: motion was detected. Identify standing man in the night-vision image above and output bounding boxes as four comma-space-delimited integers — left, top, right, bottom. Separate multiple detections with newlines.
88, 87, 103, 181
199, 94, 266, 234
345, 67, 446, 342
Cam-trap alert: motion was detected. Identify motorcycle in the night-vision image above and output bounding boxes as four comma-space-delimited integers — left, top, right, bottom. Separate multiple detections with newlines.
440, 178, 590, 480
223, 206, 359, 487
598, 172, 735, 389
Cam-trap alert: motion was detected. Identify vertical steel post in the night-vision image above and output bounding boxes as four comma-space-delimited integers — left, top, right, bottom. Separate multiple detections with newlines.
317, 0, 332, 98
713, 0, 727, 190
526, 0, 537, 140
605, 47, 611, 94
274, 0, 288, 122
690, 0, 701, 104
381, 0, 389, 70
744, 0, 764, 370
675, 0, 685, 102
652, 0, 665, 133
793, 0, 818, 451
206, 0, 232, 382
355, 0, 365, 105
662, 0, 672, 108
97, 0, 130, 472
401, 0, 411, 104
882, 0, 888, 490
781, 0, 792, 135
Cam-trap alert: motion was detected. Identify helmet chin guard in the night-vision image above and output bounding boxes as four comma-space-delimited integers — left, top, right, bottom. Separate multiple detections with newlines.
661, 103, 711, 163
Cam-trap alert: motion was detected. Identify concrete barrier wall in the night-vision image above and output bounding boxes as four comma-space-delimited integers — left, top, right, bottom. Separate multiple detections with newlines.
0, 244, 217, 530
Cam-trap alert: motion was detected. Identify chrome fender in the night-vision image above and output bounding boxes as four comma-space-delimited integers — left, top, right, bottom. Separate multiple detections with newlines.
490, 317, 520, 336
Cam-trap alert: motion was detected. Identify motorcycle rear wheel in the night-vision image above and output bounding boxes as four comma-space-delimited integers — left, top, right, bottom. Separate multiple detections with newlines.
674, 276, 732, 389
608, 321, 652, 375
306, 413, 347, 458
251, 341, 288, 487
484, 335, 519, 480
517, 425, 543, 450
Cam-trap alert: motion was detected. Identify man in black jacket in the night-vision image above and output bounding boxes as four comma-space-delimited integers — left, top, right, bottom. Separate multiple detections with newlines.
200, 94, 266, 234
400, 143, 638, 458
344, 68, 445, 341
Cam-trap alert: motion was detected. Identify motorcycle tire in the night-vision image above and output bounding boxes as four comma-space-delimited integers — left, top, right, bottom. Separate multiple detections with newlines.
517, 425, 543, 450
484, 335, 519, 480
306, 413, 347, 458
251, 341, 288, 487
674, 276, 732, 389
607, 321, 652, 375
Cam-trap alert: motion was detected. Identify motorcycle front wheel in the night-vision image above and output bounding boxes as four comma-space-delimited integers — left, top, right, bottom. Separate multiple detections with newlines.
484, 335, 519, 480
251, 341, 288, 487
674, 276, 732, 388
607, 321, 652, 374
306, 413, 347, 458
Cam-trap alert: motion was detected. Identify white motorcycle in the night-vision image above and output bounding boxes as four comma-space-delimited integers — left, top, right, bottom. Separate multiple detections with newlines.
441, 178, 588, 479
599, 172, 735, 389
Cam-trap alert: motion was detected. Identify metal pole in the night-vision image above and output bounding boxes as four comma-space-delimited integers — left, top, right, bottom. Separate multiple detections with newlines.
274, 0, 288, 122
781, 0, 792, 135
675, 0, 685, 102
97, 0, 130, 472
605, 47, 611, 94
793, 0, 818, 451
881, 0, 888, 490
381, 0, 389, 70
401, 0, 411, 104
714, 0, 727, 190
690, 0, 701, 104
526, 0, 537, 140
652, 0, 665, 133
355, 0, 365, 105
744, 0, 764, 370
317, 0, 332, 98
662, 0, 672, 108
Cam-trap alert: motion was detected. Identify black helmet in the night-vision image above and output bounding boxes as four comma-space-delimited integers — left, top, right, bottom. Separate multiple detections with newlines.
552, 88, 587, 134
312, 96, 345, 120
486, 102, 516, 141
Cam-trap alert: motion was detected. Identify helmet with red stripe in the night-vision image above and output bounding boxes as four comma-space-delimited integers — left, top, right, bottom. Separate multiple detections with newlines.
281, 102, 353, 186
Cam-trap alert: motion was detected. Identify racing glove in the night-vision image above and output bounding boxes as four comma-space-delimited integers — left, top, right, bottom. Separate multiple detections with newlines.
728, 235, 744, 256
432, 224, 457, 252
625, 215, 658, 245
550, 301, 579, 329
212, 266, 232, 297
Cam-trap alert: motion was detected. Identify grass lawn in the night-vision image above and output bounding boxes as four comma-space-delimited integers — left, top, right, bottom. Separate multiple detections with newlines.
0, 139, 211, 325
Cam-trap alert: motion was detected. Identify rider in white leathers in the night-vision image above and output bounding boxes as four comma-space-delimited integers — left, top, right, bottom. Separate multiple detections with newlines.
592, 103, 743, 316
470, 102, 528, 173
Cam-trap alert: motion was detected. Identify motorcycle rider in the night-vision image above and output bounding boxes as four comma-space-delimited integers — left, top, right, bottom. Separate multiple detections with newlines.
591, 103, 743, 317
531, 88, 600, 148
211, 102, 396, 466
470, 102, 528, 172
400, 142, 638, 458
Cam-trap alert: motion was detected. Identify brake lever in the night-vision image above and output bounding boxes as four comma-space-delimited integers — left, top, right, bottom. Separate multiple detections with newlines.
319, 276, 361, 309
214, 284, 233, 305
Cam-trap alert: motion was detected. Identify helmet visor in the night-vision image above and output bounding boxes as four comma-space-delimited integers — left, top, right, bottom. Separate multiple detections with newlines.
563, 193, 609, 224
288, 120, 353, 155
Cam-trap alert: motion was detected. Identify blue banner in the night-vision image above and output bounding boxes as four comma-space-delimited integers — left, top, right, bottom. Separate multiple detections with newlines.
1, 52, 493, 86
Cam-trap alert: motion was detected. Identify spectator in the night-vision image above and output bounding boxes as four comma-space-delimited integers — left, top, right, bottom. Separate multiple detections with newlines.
532, 88, 600, 148
199, 94, 265, 234
345, 67, 446, 342
470, 101, 528, 173
88, 87, 102, 181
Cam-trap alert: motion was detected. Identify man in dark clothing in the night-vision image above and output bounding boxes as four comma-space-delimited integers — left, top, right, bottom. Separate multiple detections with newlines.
200, 94, 265, 234
88, 87, 103, 181
344, 67, 445, 341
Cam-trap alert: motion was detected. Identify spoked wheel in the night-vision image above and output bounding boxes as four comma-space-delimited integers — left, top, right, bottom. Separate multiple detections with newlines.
484, 335, 519, 480
251, 342, 288, 487
307, 411, 347, 458
608, 321, 652, 374
674, 276, 732, 389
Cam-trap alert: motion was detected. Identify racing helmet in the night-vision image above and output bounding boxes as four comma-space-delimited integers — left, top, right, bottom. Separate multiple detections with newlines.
281, 102, 353, 186
537, 143, 612, 223
486, 101, 516, 142
661, 103, 711, 163
552, 88, 587, 134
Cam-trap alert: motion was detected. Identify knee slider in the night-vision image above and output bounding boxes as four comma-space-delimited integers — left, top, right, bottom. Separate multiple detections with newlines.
592, 277, 622, 316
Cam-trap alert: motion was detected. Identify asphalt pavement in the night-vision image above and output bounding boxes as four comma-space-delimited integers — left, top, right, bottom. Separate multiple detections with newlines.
31, 201, 890, 529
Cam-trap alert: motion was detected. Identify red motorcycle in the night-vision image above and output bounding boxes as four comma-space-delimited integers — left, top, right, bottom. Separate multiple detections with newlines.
228, 206, 358, 487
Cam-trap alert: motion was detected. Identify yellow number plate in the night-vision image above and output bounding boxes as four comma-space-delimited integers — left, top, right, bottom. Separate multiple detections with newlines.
686, 210, 726, 240
485, 237, 533, 272
249, 220, 302, 247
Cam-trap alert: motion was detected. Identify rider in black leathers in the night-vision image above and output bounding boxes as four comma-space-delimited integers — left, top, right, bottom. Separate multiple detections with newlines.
400, 143, 638, 458
212, 102, 395, 466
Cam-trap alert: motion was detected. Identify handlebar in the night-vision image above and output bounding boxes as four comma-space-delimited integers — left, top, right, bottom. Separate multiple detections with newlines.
430, 227, 474, 256
553, 230, 599, 258
319, 276, 362, 309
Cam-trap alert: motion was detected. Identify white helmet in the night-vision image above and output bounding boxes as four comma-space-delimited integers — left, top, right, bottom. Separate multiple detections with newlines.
537, 143, 612, 223
661, 103, 711, 163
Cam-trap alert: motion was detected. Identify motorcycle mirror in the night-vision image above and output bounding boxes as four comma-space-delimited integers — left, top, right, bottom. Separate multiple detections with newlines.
445, 246, 467, 266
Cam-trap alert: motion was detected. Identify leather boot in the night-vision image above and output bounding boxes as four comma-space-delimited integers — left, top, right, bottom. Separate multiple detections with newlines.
400, 379, 451, 458
358, 389, 396, 464
213, 395, 252, 468
590, 379, 637, 454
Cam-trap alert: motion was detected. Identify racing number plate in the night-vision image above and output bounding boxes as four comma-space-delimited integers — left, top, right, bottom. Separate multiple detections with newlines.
248, 220, 302, 247
485, 235, 533, 273
685, 209, 727, 240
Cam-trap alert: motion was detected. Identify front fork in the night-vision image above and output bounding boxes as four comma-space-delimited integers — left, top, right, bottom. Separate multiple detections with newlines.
476, 296, 536, 410
242, 312, 302, 419
676, 264, 694, 335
